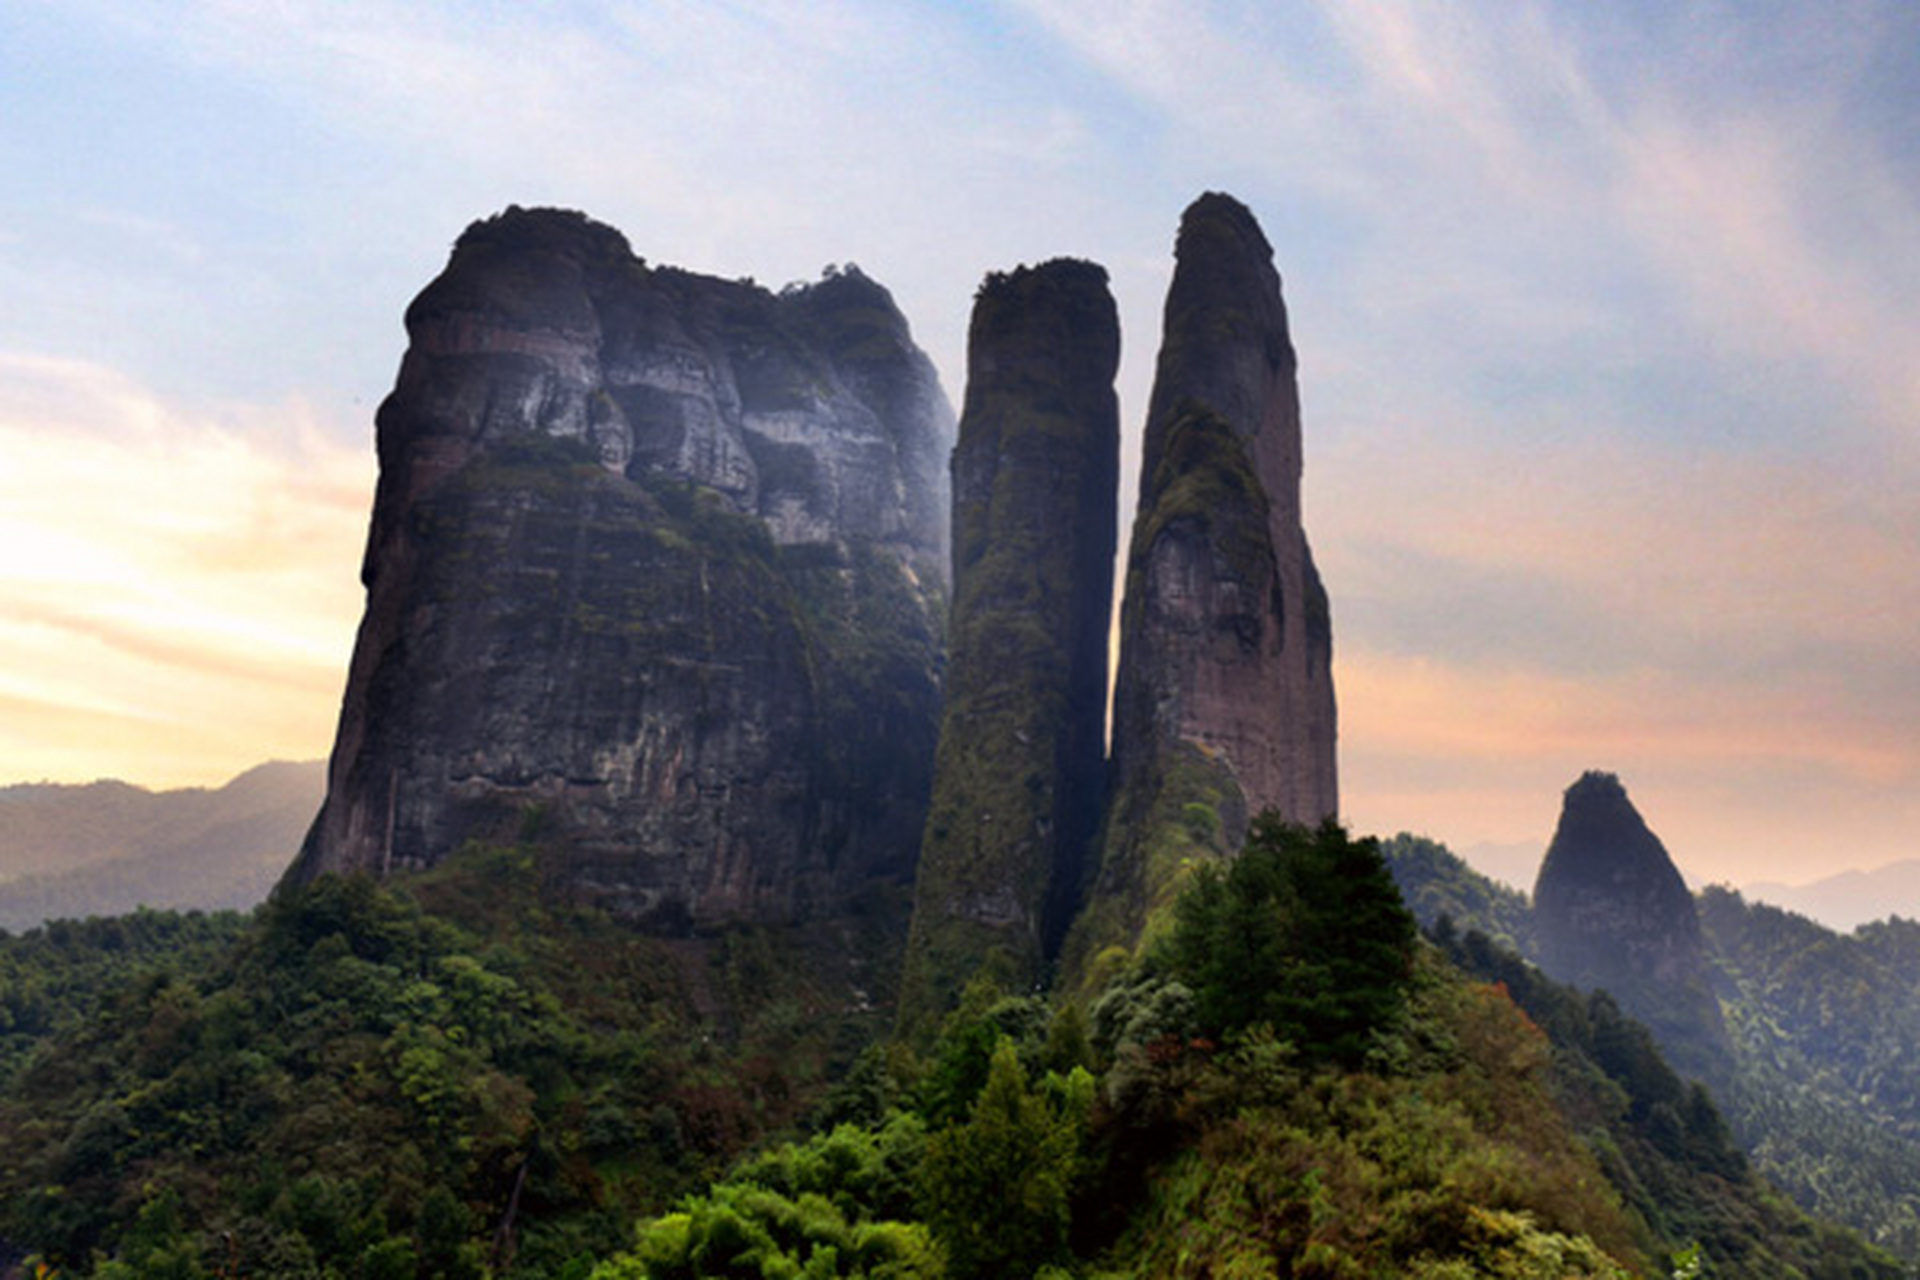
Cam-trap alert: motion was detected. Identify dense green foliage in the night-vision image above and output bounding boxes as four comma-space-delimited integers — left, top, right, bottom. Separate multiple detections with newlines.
1109, 975, 1644, 1278
601, 948, 1650, 1279
0, 841, 904, 1276
0, 908, 250, 1085
1164, 817, 1417, 1063
1380, 833, 1535, 955
1059, 741, 1245, 999
580, 819, 1658, 1279
3, 817, 1904, 1278
609, 815, 1867, 1277
1385, 834, 1920, 1265
1433, 924, 1901, 1277
1699, 887, 1920, 1257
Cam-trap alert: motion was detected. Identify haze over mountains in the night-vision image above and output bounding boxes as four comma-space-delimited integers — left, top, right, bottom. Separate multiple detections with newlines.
4, 753, 1906, 938
1456, 838, 1920, 935
0, 760, 322, 930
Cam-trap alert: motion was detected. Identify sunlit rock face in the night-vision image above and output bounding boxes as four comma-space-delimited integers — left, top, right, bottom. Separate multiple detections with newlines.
1067, 192, 1338, 980
1533, 771, 1734, 1086
899, 259, 1120, 1028
286, 207, 951, 928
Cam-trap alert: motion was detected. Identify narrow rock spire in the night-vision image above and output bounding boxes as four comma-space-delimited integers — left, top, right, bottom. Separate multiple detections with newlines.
1066, 193, 1337, 984
899, 259, 1120, 1030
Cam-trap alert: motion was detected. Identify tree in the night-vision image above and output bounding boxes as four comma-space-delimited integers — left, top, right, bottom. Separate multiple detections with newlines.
1165, 815, 1417, 1063
918, 1039, 1088, 1279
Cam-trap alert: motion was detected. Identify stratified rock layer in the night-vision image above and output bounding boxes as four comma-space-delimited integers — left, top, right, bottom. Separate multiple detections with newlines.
287, 207, 951, 927
1533, 771, 1733, 1086
1068, 193, 1337, 981
899, 260, 1119, 1027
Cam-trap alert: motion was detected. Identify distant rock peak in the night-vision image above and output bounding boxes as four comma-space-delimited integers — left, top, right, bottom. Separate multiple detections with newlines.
1532, 769, 1732, 1086
1535, 770, 1691, 906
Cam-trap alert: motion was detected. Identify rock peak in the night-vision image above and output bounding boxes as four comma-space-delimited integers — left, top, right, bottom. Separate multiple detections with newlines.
1063, 194, 1336, 984
1532, 770, 1732, 1085
1535, 771, 1683, 901
899, 256, 1120, 1029
1176, 191, 1275, 262
457, 204, 630, 249
287, 208, 952, 927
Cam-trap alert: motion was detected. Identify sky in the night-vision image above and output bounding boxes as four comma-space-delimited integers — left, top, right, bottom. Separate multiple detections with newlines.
3, 0, 1917, 890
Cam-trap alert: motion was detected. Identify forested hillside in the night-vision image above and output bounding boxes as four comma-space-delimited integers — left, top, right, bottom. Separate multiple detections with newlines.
0, 823, 1899, 1277
1386, 833, 1920, 1264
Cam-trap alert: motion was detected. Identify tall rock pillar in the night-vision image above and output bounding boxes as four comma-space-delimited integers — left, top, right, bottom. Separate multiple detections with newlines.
284, 207, 952, 929
899, 260, 1120, 1030
1067, 192, 1337, 985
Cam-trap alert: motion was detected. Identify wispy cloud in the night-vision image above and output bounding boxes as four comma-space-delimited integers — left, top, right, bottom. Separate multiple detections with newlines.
0, 353, 371, 785
7, 0, 1917, 883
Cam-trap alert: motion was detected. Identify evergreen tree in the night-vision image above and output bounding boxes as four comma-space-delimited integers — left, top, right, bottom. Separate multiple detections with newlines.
918, 1039, 1087, 1279
1165, 815, 1418, 1062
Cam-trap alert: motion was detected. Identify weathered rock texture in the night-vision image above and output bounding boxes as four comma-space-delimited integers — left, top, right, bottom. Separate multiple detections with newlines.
1068, 192, 1337, 983
1533, 771, 1733, 1086
286, 207, 952, 927
899, 260, 1120, 1027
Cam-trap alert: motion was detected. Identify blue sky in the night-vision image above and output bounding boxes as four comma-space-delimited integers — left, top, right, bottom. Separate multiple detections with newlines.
3, 0, 1917, 888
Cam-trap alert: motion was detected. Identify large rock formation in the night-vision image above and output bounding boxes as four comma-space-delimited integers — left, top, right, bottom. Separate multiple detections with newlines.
1533, 771, 1733, 1086
1068, 192, 1338, 981
898, 260, 1120, 1027
286, 207, 952, 927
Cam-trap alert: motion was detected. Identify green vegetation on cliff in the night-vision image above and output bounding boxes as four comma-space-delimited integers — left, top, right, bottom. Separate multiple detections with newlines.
1059, 743, 1244, 999
1126, 401, 1275, 602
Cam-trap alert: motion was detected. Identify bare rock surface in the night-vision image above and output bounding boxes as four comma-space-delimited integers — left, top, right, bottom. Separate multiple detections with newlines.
288, 208, 950, 928
1068, 193, 1338, 980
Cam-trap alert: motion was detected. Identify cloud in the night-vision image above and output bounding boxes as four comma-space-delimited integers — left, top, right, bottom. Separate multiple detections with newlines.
0, 352, 371, 786
11, 0, 1919, 886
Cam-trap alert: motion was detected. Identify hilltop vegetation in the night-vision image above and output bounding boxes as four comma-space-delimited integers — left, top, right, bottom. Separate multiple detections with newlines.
0, 838, 909, 1276
0, 821, 1897, 1277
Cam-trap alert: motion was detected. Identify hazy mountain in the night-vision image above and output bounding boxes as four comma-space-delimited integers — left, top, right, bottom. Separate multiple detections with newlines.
0, 760, 322, 929
1455, 838, 1542, 891
1744, 859, 1920, 932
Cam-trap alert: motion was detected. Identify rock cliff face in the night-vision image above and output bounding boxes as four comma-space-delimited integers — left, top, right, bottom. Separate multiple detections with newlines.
1533, 771, 1733, 1085
898, 260, 1120, 1026
1067, 193, 1338, 981
286, 207, 951, 927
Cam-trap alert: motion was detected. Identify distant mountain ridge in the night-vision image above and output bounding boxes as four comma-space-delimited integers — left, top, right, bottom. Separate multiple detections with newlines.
0, 761, 323, 929
1745, 860, 1920, 932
